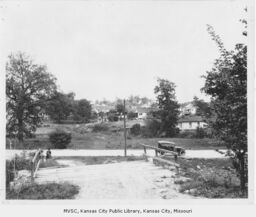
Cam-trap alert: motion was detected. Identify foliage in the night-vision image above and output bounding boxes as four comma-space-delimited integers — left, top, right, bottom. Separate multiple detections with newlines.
153, 78, 180, 137
6, 155, 32, 188
195, 127, 207, 138
127, 111, 137, 120
202, 24, 247, 192
176, 158, 244, 198
107, 110, 119, 122
130, 124, 141, 136
141, 118, 161, 138
72, 99, 92, 123
6, 52, 57, 142
92, 123, 109, 132
192, 96, 212, 118
46, 91, 74, 123
49, 129, 72, 149
6, 182, 79, 199
115, 102, 126, 115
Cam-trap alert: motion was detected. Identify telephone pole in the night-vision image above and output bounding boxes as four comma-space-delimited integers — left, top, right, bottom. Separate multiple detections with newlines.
123, 99, 127, 157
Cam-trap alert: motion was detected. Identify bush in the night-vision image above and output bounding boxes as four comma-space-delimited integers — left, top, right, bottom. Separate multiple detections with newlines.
108, 114, 119, 122
127, 112, 137, 120
49, 130, 72, 149
6, 155, 32, 188
141, 118, 161, 138
194, 127, 207, 138
130, 124, 141, 136
177, 130, 195, 138
92, 123, 109, 132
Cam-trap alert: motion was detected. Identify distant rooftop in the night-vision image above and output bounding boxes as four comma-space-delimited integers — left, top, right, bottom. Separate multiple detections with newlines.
178, 115, 205, 123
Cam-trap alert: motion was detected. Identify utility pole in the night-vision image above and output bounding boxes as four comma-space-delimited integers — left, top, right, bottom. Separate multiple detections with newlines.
123, 99, 127, 157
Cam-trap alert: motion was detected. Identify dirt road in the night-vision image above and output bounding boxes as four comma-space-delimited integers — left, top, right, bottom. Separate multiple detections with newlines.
35, 159, 195, 200
6, 149, 228, 160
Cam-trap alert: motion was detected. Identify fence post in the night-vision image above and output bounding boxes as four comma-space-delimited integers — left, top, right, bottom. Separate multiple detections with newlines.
31, 161, 34, 182
144, 146, 147, 154
155, 149, 158, 157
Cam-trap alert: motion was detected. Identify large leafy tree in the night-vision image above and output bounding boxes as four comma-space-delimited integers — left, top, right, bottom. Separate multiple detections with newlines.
73, 99, 92, 123
202, 24, 247, 192
46, 91, 75, 123
154, 78, 180, 137
6, 53, 57, 142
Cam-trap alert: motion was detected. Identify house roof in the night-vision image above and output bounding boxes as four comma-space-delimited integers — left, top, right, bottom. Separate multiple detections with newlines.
178, 115, 206, 123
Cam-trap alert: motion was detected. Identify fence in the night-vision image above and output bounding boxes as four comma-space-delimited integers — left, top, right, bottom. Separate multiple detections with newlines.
139, 143, 180, 168
31, 149, 43, 181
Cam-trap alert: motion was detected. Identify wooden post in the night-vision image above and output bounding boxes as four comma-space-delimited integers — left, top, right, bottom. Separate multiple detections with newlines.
31, 161, 34, 181
155, 149, 158, 157
143, 146, 147, 154
123, 99, 127, 157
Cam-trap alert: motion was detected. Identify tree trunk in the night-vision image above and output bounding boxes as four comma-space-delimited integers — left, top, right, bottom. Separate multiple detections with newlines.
17, 119, 24, 143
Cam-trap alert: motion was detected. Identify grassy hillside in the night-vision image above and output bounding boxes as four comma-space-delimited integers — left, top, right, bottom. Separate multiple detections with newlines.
7, 121, 224, 150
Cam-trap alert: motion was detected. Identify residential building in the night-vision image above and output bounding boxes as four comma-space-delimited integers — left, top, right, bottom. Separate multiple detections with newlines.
177, 115, 207, 131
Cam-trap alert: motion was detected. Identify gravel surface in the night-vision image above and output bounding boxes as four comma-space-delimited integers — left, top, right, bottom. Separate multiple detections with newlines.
35, 159, 196, 200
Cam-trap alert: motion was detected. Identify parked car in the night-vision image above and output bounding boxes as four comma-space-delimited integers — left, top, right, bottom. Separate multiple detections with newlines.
157, 141, 185, 156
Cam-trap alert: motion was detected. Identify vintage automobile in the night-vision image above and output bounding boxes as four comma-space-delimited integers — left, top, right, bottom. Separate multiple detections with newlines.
157, 141, 185, 156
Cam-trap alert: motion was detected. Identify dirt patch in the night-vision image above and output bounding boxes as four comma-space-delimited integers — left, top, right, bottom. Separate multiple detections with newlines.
35, 159, 195, 200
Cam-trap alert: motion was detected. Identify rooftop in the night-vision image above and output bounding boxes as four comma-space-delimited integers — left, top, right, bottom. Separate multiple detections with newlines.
178, 115, 206, 123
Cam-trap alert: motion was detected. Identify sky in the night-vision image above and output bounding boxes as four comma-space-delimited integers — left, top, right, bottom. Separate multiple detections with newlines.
0, 1, 247, 103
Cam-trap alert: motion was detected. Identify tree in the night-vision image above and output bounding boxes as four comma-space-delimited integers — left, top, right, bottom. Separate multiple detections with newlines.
192, 96, 211, 118
6, 52, 57, 142
202, 24, 247, 193
46, 91, 74, 123
115, 103, 126, 115
73, 99, 92, 123
154, 78, 180, 137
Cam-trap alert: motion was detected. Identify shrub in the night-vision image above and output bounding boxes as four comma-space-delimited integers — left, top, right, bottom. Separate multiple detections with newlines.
107, 113, 119, 122
92, 123, 109, 132
127, 111, 137, 120
194, 127, 207, 138
130, 124, 141, 136
177, 130, 195, 138
141, 118, 161, 138
6, 155, 32, 188
49, 130, 72, 149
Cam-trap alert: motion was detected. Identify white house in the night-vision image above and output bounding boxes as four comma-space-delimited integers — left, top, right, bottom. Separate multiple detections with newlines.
179, 102, 197, 116
135, 107, 149, 119
177, 115, 207, 131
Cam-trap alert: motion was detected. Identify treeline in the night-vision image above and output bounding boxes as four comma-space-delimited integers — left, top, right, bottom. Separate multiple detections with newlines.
45, 92, 93, 124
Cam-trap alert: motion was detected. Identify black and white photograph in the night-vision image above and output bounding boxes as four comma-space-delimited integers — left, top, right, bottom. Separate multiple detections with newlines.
0, 0, 255, 216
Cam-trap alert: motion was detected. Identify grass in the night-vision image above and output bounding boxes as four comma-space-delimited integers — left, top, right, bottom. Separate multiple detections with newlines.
172, 158, 246, 198
6, 182, 79, 199
54, 155, 146, 165
8, 132, 224, 151
6, 121, 225, 150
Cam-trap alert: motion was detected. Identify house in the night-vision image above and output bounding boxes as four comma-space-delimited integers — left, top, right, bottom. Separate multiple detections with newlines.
177, 115, 207, 131
134, 107, 150, 119
179, 102, 197, 116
